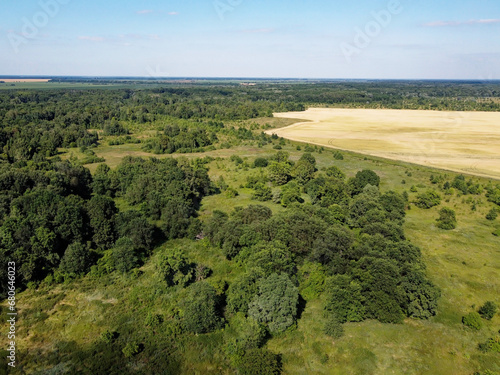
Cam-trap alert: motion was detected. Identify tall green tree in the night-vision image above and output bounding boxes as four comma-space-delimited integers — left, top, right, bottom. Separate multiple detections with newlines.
248, 273, 299, 333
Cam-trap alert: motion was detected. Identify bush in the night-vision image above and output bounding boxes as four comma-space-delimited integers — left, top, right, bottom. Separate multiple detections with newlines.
157, 248, 193, 287
254, 157, 269, 168
323, 314, 344, 338
237, 348, 281, 375
486, 208, 498, 221
436, 207, 457, 230
462, 312, 483, 330
478, 336, 500, 353
478, 301, 497, 320
183, 282, 223, 334
325, 166, 345, 180
122, 342, 142, 358
252, 183, 272, 202
224, 315, 267, 363
333, 151, 344, 160
415, 190, 441, 209
225, 187, 239, 198
230, 155, 244, 165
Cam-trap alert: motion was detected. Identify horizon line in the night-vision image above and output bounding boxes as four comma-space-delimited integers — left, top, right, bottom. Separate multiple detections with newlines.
1, 75, 499, 82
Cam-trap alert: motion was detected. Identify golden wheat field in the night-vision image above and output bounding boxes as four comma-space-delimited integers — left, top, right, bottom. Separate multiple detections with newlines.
0, 78, 51, 82
271, 108, 500, 179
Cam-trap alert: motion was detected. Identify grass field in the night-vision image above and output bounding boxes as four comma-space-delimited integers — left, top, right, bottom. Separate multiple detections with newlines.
271, 108, 500, 180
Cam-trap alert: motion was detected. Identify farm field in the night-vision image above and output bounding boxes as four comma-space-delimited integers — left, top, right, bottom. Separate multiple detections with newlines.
272, 108, 500, 180
0, 78, 51, 83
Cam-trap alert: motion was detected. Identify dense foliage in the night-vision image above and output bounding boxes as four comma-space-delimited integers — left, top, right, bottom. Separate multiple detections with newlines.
0, 155, 212, 296
205, 158, 440, 330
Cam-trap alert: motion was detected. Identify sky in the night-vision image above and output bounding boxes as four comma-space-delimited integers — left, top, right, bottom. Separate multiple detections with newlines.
1, 0, 500, 79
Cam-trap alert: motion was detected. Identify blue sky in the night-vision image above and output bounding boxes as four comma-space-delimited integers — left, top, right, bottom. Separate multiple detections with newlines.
1, 0, 499, 79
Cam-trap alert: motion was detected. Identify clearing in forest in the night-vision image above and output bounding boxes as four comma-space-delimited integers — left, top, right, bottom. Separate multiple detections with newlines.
272, 108, 500, 179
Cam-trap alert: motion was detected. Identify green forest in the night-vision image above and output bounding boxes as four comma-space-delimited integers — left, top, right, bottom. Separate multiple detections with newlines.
1, 81, 499, 374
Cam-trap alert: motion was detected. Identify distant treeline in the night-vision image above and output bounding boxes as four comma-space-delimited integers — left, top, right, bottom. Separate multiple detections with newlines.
1, 82, 499, 161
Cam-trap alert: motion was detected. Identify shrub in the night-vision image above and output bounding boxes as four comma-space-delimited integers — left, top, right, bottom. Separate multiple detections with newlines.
325, 166, 345, 180
323, 275, 365, 323
225, 187, 239, 198
157, 248, 193, 287
451, 175, 468, 195
486, 208, 498, 221
254, 157, 269, 168
436, 207, 457, 230
252, 183, 272, 202
415, 190, 441, 209
478, 336, 500, 353
122, 342, 142, 358
478, 301, 497, 320
237, 348, 281, 375
183, 282, 223, 334
224, 315, 267, 363
247, 241, 295, 277
462, 312, 483, 330
333, 151, 344, 160
230, 155, 244, 165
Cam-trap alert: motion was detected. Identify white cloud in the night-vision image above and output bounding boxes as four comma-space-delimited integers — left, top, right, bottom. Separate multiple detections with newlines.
241, 28, 275, 34
424, 19, 500, 27
78, 36, 105, 42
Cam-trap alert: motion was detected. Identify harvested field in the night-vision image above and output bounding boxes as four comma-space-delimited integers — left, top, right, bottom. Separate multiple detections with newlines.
271, 108, 500, 179
0, 78, 51, 83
